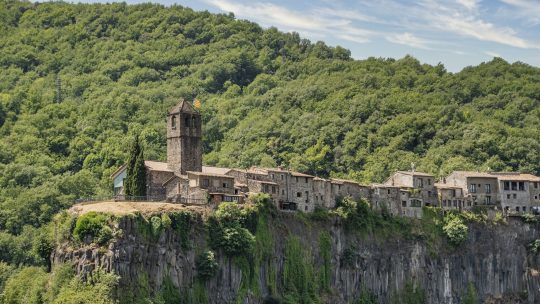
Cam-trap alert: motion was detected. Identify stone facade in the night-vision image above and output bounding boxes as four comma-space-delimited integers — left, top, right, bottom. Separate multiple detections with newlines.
167, 100, 202, 175
384, 171, 438, 207
444, 171, 499, 207
371, 184, 402, 216
435, 184, 471, 210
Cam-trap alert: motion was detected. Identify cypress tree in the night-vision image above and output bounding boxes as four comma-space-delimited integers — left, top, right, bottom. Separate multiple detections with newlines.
125, 135, 147, 198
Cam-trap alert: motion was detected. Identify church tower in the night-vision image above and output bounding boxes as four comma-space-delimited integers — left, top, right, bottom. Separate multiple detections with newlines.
167, 99, 202, 175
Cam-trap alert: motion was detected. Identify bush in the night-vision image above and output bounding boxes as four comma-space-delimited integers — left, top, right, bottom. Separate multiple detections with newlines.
72, 212, 113, 245
196, 250, 219, 280
522, 213, 537, 223
2, 266, 48, 304
463, 283, 478, 304
220, 226, 255, 256
442, 214, 468, 246
529, 239, 540, 253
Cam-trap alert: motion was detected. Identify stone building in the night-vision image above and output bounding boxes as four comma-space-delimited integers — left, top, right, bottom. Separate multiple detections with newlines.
167, 100, 202, 175
330, 178, 371, 204
371, 184, 403, 216
443, 171, 499, 207
110, 98, 540, 219
435, 183, 470, 210
491, 173, 540, 213
384, 171, 438, 207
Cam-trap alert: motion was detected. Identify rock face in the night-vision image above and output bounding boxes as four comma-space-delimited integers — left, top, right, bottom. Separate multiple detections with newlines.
52, 214, 540, 304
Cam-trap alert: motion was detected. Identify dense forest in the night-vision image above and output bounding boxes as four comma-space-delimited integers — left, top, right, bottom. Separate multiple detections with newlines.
0, 0, 540, 302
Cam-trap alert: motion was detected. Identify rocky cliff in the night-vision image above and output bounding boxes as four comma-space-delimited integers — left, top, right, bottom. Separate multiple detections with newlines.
52, 211, 540, 304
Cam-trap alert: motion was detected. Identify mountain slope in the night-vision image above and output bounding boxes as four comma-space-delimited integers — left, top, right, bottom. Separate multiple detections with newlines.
0, 0, 539, 266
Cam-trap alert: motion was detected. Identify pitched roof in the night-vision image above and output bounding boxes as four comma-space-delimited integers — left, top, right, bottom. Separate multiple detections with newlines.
449, 171, 497, 178
202, 166, 232, 175
144, 160, 173, 172
331, 178, 364, 185
395, 171, 434, 177
491, 172, 540, 181
187, 171, 234, 179
169, 98, 198, 115
110, 164, 127, 179
252, 167, 314, 178
290, 171, 314, 178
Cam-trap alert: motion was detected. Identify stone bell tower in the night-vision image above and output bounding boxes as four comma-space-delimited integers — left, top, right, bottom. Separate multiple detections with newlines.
167, 99, 202, 175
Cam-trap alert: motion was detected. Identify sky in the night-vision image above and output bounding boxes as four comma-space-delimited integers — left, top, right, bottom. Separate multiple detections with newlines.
53, 0, 540, 72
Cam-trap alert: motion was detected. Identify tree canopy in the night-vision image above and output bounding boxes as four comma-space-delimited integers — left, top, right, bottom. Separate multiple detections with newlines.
0, 1, 540, 301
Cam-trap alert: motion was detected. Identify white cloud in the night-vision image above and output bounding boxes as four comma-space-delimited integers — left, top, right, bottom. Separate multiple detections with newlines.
500, 0, 540, 24
456, 0, 480, 10
205, 0, 374, 43
484, 51, 501, 57
414, 0, 540, 49
386, 32, 432, 49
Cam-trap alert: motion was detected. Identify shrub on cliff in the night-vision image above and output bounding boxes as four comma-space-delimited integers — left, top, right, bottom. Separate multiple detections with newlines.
72, 212, 113, 245
196, 250, 219, 280
220, 226, 255, 256
442, 214, 468, 246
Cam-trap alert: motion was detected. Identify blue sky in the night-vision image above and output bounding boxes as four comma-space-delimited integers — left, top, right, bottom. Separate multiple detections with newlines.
55, 0, 540, 72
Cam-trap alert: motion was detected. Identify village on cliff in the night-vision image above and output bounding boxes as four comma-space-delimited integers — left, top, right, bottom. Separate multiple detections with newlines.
111, 99, 540, 218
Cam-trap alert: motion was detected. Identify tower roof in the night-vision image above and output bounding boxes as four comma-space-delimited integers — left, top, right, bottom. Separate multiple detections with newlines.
169, 98, 198, 115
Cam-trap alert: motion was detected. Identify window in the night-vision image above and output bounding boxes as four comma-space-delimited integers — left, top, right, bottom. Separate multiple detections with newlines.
513, 194, 517, 199
411, 199, 422, 207
282, 189, 285, 195
171, 115, 177, 129
191, 117, 197, 128
271, 174, 275, 180
202, 179, 209, 187
223, 182, 229, 188
485, 184, 491, 193
535, 196, 538, 200
387, 189, 391, 194
305, 206, 308, 211
428, 191, 432, 197
402, 201, 407, 207
512, 182, 517, 191
519, 182, 525, 191
184, 116, 190, 127
504, 182, 510, 190
507, 194, 511, 199
469, 184, 477, 193
516, 207, 519, 212
453, 200, 457, 207
485, 196, 491, 204
523, 206, 527, 212
451, 189, 456, 197
535, 182, 539, 189
281, 174, 284, 180
295, 177, 298, 183
297, 192, 302, 197
428, 179, 431, 185
305, 177, 308, 183
418, 178, 424, 188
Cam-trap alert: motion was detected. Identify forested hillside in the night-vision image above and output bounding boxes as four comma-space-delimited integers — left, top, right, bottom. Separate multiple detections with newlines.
0, 1, 540, 302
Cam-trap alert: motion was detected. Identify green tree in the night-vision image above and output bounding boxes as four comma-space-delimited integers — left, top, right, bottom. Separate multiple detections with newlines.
125, 135, 146, 198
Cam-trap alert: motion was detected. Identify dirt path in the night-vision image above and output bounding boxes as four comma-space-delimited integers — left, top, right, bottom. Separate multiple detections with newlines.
69, 201, 209, 216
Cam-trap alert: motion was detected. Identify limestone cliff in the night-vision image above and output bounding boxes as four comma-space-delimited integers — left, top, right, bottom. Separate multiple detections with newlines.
52, 212, 540, 304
